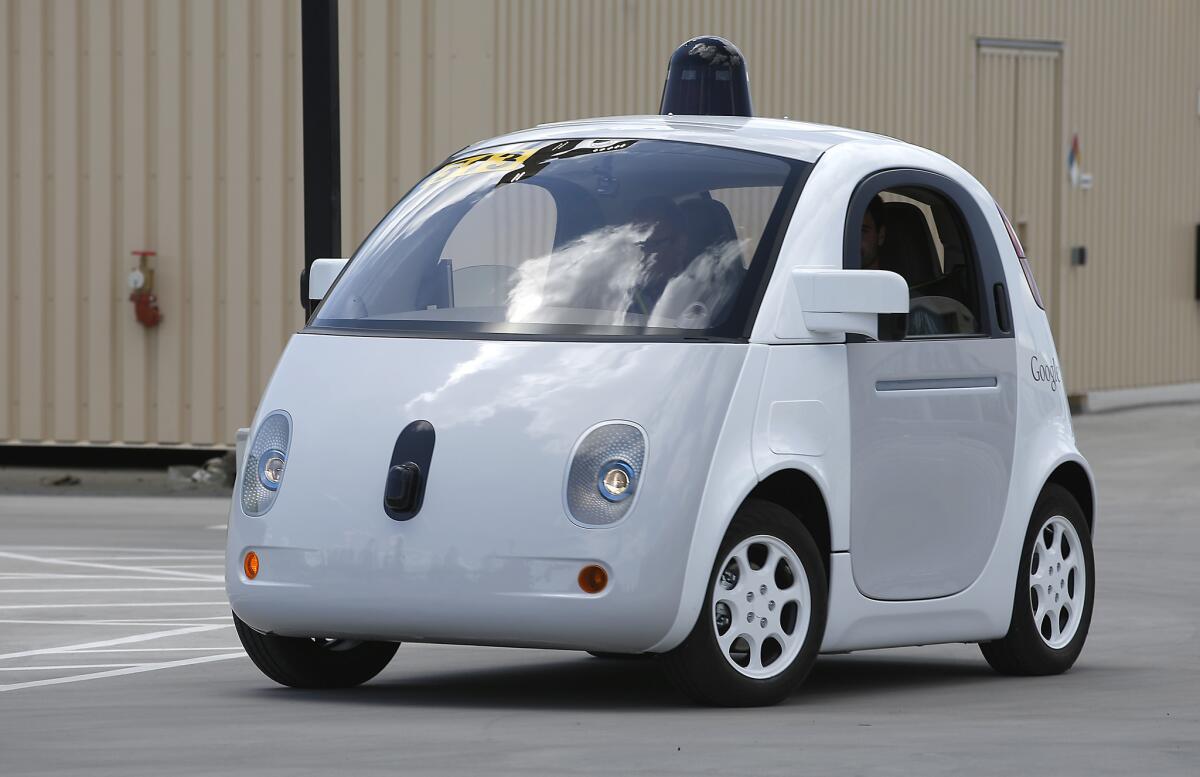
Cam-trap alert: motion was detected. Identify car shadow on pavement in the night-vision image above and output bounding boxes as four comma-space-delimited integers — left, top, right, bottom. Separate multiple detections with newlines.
237, 651, 1019, 711
801, 654, 1000, 702
245, 654, 679, 711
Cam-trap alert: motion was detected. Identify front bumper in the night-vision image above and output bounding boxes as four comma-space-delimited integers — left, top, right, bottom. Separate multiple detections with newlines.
226, 495, 695, 653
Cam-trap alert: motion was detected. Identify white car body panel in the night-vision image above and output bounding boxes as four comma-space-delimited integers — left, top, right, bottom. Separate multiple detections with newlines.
227, 115, 1094, 656
229, 335, 749, 651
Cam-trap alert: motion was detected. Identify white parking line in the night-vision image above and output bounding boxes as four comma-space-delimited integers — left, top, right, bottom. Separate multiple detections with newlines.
0, 602, 229, 610
62, 555, 224, 562
60, 647, 244, 653
0, 652, 245, 692
0, 545, 221, 553
0, 624, 231, 660
0, 587, 227, 594
0, 663, 145, 671
0, 574, 223, 581
0, 618, 231, 626
0, 551, 223, 582
0, 545, 243, 692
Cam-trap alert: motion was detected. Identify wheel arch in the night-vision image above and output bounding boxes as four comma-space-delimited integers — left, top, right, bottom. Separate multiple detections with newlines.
648, 463, 836, 654
1043, 459, 1096, 533
744, 468, 832, 581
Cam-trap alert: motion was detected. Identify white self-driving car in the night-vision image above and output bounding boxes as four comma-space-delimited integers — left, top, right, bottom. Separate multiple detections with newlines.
227, 42, 1095, 707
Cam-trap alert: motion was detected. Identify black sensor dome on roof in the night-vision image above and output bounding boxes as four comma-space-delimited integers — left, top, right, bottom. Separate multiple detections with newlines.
659, 36, 754, 118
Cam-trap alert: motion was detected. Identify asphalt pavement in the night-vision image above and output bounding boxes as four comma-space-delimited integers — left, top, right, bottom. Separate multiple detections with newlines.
0, 404, 1197, 776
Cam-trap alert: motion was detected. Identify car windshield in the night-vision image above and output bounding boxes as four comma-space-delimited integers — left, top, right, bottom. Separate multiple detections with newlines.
311, 138, 808, 339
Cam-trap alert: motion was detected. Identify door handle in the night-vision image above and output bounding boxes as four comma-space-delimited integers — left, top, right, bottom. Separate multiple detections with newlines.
876, 376, 998, 392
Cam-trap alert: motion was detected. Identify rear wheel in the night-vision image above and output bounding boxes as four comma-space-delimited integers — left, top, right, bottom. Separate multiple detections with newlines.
662, 499, 827, 706
980, 484, 1095, 675
233, 612, 399, 689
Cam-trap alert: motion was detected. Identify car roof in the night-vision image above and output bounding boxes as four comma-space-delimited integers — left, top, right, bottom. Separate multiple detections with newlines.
457, 115, 907, 164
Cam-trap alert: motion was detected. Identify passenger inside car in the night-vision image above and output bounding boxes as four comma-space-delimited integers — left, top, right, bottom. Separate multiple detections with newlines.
860, 195, 888, 272
629, 197, 693, 314
860, 188, 981, 337
627, 195, 747, 324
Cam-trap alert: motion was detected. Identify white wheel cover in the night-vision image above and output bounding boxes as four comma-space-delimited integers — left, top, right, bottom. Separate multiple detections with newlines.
1029, 515, 1087, 649
710, 534, 812, 679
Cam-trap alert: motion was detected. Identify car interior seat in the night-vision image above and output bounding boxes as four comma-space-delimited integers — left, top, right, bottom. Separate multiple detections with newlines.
880, 201, 940, 288
679, 196, 742, 266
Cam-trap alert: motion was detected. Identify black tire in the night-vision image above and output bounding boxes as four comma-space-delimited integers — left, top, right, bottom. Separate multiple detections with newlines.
980, 484, 1095, 676
662, 499, 827, 707
233, 611, 399, 689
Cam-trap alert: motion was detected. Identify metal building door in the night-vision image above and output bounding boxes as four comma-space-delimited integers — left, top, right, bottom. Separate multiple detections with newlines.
975, 41, 1063, 329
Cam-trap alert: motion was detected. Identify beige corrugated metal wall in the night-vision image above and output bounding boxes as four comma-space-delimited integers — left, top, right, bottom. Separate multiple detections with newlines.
3, 0, 1199, 447
1, 0, 306, 447
975, 45, 1062, 332
332, 0, 1200, 395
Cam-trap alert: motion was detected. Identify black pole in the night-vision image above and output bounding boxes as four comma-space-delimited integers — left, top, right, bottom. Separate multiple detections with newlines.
300, 0, 342, 320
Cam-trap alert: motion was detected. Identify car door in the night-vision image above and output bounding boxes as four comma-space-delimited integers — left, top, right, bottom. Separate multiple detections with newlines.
845, 169, 1018, 601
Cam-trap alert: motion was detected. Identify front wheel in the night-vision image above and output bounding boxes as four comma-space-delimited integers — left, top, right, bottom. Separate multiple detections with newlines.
233, 612, 399, 689
662, 499, 827, 706
980, 484, 1095, 675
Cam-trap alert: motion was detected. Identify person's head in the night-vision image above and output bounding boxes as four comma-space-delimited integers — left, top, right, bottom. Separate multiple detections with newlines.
632, 197, 690, 274
861, 195, 887, 269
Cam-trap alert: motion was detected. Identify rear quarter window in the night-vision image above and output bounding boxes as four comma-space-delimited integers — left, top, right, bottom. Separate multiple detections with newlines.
997, 203, 1045, 310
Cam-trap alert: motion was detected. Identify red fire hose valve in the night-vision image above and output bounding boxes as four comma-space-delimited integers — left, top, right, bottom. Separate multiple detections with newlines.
128, 250, 163, 328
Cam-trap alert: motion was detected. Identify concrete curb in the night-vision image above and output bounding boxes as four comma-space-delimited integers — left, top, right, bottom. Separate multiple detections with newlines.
1077, 381, 1200, 414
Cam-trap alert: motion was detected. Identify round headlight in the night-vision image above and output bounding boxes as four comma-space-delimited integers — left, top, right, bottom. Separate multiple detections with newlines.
241, 410, 292, 516
258, 449, 286, 491
598, 460, 635, 502
565, 422, 646, 527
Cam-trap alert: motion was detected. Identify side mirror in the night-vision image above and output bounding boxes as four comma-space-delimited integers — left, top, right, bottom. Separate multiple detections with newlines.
307, 258, 349, 303
777, 268, 909, 340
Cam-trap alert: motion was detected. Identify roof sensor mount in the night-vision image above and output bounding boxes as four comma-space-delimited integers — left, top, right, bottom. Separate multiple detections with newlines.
659, 36, 753, 118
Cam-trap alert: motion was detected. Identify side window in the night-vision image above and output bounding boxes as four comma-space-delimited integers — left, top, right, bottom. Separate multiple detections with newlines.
997, 202, 1045, 310
860, 186, 984, 337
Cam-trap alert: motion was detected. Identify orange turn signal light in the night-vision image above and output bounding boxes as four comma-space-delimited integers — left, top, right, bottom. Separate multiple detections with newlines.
578, 564, 608, 594
244, 551, 260, 580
